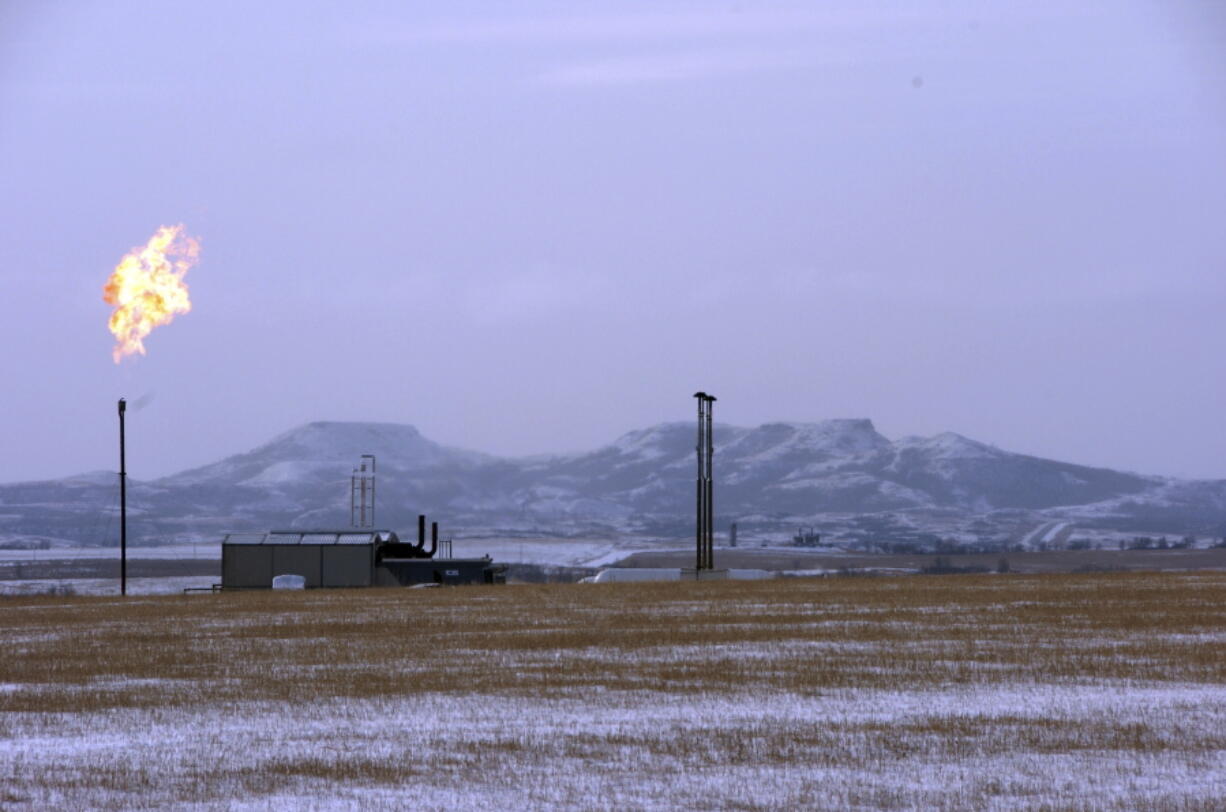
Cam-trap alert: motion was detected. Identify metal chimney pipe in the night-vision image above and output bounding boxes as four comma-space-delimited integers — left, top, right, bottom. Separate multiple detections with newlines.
694, 392, 707, 571
706, 395, 716, 570
118, 398, 127, 596
418, 514, 426, 549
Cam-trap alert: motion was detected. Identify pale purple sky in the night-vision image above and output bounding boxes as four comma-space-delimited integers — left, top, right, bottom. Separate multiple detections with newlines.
2, 1, 1224, 483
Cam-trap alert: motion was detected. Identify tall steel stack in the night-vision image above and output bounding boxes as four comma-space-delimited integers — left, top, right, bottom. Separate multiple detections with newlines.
694, 391, 716, 571
117, 398, 127, 596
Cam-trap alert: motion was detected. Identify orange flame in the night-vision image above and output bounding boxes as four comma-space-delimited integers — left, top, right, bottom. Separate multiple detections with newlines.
103, 225, 199, 363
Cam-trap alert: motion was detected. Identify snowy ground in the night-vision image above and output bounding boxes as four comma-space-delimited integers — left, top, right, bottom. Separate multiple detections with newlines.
446, 537, 655, 568
3, 684, 1222, 810
0, 538, 670, 570
0, 543, 221, 562
1, 573, 1222, 809
421, 537, 840, 568
0, 576, 217, 597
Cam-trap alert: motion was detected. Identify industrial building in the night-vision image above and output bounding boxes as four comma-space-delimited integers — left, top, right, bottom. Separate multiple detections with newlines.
221, 518, 505, 589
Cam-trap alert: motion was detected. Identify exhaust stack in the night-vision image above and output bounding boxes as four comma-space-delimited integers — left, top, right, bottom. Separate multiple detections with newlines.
694, 392, 716, 571
118, 398, 127, 596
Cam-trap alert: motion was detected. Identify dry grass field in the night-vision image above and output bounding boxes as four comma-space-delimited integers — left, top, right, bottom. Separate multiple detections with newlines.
2, 573, 1224, 809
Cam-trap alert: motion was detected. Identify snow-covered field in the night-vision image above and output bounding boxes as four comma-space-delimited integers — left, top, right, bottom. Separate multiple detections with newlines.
0, 537, 683, 577
447, 537, 654, 568
2, 573, 1223, 809
0, 543, 221, 562
0, 576, 217, 597
4, 684, 1221, 809
0, 544, 223, 596
0, 538, 641, 568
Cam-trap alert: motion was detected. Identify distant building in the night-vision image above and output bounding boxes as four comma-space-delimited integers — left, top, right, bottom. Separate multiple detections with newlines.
221, 529, 505, 589
792, 527, 821, 547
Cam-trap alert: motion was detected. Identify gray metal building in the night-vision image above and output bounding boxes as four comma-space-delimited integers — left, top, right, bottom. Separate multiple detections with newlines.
221, 529, 504, 589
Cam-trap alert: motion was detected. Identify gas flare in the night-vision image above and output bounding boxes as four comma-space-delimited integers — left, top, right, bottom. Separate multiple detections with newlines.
103, 224, 199, 363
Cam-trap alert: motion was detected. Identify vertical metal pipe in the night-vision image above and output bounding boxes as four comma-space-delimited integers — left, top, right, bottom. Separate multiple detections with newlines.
691, 393, 720, 572
706, 396, 715, 570
704, 398, 711, 569
418, 514, 426, 549
118, 398, 127, 597
695, 393, 705, 571
700, 398, 706, 570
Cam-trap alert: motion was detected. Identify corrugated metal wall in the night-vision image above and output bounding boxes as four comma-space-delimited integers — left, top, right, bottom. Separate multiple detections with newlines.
223, 546, 273, 588
222, 544, 373, 589
322, 545, 372, 587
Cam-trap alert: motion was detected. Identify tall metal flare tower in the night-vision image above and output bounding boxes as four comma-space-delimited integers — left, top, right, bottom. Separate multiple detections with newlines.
694, 391, 716, 570
118, 397, 127, 596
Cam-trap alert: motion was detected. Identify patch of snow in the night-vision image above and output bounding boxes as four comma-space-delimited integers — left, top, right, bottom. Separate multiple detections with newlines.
0, 543, 221, 562
895, 431, 1000, 460
771, 472, 878, 491
239, 461, 333, 486
591, 568, 681, 583
734, 420, 888, 464
608, 427, 674, 461
0, 576, 217, 596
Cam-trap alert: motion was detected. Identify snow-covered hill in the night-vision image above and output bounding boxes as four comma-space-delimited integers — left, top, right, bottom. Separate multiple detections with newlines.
1, 419, 1223, 545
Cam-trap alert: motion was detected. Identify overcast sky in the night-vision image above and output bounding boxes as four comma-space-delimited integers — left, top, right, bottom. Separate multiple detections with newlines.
2, 0, 1224, 483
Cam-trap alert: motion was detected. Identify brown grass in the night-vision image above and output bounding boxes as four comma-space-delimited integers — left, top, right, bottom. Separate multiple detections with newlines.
2, 572, 1224, 809
2, 573, 1224, 714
